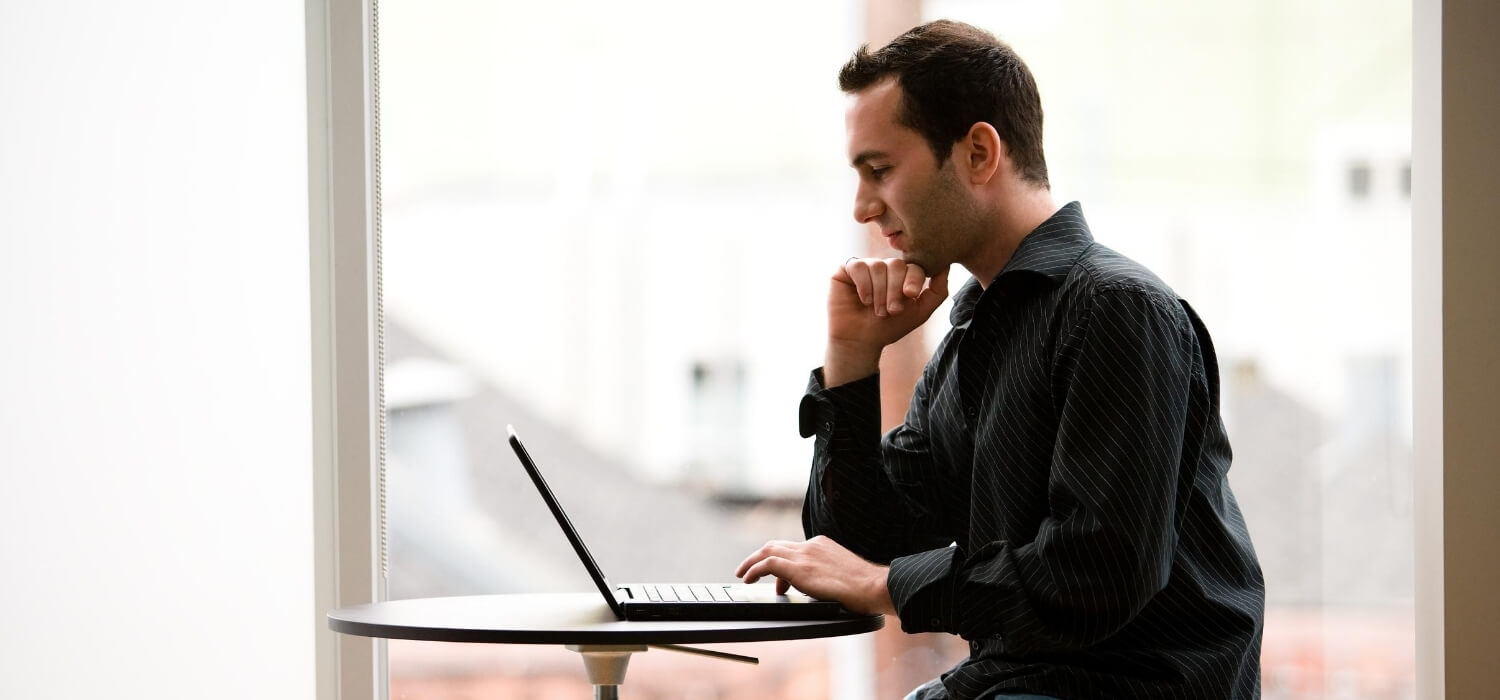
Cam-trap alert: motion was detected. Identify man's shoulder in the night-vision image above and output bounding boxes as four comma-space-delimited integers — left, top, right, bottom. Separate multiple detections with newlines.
1065, 242, 1180, 307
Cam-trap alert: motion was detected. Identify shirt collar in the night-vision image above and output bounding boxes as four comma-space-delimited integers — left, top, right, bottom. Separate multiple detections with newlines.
950, 201, 1094, 326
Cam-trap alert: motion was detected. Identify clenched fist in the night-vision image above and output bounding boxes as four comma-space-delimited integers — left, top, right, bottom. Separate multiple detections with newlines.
823, 257, 949, 387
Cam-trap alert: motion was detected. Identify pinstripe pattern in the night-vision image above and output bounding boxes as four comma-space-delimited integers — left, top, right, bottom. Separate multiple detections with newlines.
800, 203, 1264, 699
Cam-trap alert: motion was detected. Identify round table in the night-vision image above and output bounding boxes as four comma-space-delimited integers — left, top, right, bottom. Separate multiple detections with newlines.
328, 593, 884, 699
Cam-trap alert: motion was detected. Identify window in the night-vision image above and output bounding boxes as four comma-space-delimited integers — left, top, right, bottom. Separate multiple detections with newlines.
376, 2, 1415, 698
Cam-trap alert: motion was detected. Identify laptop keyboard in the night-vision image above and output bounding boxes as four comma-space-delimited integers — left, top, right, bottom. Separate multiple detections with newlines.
641, 584, 745, 603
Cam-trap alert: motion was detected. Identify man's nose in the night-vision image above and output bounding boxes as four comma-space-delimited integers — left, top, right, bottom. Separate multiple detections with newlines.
853, 183, 883, 224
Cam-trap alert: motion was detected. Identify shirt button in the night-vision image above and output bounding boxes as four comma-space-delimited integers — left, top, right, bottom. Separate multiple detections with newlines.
964, 405, 977, 419
930, 617, 942, 628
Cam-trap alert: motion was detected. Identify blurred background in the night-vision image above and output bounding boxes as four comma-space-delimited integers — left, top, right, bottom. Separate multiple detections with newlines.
376, 0, 1413, 697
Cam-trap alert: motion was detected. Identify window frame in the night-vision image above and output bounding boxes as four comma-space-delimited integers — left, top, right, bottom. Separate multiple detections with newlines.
1411, 0, 1500, 697
311, 0, 1500, 697
309, 0, 387, 698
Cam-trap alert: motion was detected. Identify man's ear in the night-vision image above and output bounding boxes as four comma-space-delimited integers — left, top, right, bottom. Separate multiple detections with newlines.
961, 122, 1004, 185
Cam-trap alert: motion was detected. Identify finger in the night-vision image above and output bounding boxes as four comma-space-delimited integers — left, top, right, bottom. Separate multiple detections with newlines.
741, 556, 788, 585
902, 263, 927, 299
845, 258, 873, 306
868, 260, 889, 316
734, 545, 765, 578
928, 266, 951, 298
913, 267, 951, 317
734, 540, 793, 578
886, 259, 908, 313
775, 577, 791, 595
831, 257, 855, 283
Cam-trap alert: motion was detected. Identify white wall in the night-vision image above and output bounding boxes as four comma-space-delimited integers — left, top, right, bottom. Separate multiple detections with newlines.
0, 2, 314, 698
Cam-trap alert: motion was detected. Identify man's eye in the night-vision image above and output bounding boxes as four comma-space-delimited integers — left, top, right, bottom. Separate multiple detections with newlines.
869, 167, 889, 180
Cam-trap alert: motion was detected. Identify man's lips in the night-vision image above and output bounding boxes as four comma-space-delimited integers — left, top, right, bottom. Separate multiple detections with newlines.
883, 230, 905, 249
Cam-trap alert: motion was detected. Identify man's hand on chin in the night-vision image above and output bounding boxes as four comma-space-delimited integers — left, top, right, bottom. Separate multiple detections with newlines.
733, 535, 897, 617
823, 257, 949, 388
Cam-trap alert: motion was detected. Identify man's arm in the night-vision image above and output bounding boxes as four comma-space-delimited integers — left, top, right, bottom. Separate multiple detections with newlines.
802, 257, 952, 561
735, 258, 951, 614
798, 358, 956, 562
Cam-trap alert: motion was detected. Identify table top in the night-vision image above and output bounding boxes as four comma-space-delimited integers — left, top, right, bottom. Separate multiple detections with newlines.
328, 592, 884, 645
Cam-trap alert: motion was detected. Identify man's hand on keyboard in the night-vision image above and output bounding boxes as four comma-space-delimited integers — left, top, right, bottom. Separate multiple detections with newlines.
734, 535, 896, 616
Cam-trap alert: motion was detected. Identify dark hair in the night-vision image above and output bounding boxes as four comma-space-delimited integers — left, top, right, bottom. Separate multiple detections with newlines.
839, 20, 1049, 188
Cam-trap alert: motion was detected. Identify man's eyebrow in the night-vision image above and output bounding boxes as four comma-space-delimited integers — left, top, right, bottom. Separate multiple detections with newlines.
850, 150, 889, 168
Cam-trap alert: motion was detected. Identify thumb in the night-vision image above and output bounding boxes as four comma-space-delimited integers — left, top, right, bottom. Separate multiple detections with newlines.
919, 267, 950, 309
907, 267, 950, 320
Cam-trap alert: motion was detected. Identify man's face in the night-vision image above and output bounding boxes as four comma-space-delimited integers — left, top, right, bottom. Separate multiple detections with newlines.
846, 79, 980, 273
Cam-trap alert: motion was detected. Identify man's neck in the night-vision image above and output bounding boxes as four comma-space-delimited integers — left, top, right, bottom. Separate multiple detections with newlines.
967, 186, 1058, 289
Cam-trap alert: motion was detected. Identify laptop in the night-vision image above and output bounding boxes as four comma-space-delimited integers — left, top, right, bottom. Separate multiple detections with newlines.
506, 425, 859, 621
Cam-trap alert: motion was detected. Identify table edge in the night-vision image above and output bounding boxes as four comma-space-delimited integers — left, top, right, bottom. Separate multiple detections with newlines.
327, 612, 885, 645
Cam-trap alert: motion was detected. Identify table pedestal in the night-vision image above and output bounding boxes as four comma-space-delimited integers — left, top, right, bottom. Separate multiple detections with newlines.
567, 644, 646, 700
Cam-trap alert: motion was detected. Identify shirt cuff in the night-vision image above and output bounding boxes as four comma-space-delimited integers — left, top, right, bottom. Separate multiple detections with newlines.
798, 368, 881, 440
888, 546, 958, 634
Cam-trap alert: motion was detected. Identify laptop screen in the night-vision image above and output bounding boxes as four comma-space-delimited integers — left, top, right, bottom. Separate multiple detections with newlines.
506, 425, 627, 620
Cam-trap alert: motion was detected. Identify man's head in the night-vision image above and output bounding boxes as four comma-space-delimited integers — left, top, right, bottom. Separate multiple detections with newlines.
840, 20, 1048, 188
840, 20, 1050, 276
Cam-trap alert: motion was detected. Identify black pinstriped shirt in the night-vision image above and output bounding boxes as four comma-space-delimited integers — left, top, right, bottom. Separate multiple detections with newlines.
799, 202, 1264, 699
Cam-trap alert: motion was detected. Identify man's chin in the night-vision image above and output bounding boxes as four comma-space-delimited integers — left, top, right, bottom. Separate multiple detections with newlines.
901, 253, 933, 276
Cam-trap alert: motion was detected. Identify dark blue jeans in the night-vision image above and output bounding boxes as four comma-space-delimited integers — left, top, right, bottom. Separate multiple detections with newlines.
902, 678, 1061, 700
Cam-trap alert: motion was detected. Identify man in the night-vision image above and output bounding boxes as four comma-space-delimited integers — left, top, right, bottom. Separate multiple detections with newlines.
735, 20, 1264, 699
